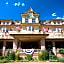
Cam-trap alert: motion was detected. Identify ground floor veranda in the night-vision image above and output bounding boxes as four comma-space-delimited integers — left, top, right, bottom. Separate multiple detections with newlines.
0, 34, 64, 56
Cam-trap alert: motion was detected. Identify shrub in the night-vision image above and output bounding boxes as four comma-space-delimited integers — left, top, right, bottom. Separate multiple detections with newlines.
0, 59, 8, 63
58, 48, 64, 54
15, 52, 20, 60
0, 56, 8, 60
25, 54, 32, 61
38, 50, 48, 61
20, 57, 23, 60
9, 52, 15, 60
41, 50, 48, 60
49, 54, 58, 60
49, 59, 59, 62
38, 52, 42, 61
9, 60, 14, 62
49, 54, 59, 62
31, 58, 37, 61
20, 56, 29, 62
6, 49, 10, 57
0, 56, 5, 59
59, 57, 64, 62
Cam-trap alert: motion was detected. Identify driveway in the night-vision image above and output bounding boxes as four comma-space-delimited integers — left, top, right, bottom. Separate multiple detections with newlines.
4, 62, 64, 64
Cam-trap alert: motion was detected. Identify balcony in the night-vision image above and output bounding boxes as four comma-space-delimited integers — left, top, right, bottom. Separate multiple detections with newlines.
9, 31, 43, 34
0, 32, 14, 39
46, 32, 64, 39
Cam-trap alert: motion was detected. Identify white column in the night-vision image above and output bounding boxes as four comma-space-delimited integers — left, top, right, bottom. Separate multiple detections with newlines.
52, 41, 56, 55
13, 39, 18, 52
41, 38, 45, 50
2, 41, 6, 56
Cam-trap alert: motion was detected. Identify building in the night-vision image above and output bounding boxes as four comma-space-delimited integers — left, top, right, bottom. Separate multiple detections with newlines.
0, 7, 64, 56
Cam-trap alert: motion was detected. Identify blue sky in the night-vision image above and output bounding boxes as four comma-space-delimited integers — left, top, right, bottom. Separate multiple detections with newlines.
0, 0, 64, 21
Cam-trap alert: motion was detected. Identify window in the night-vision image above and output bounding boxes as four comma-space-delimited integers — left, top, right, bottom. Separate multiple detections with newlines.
25, 19, 28, 23
2, 28, 5, 32
57, 28, 59, 32
54, 28, 56, 31
57, 21, 60, 24
39, 28, 41, 32
17, 21, 19, 23
26, 26, 34, 31
6, 29, 8, 32
41, 22, 43, 24
10, 28, 12, 31
28, 13, 33, 17
53, 21, 56, 24
2, 28, 8, 32
29, 26, 31, 31
26, 26, 27, 31
2, 35, 4, 38
3, 21, 5, 24
7, 21, 9, 24
32, 19, 35, 23
41, 22, 45, 24
32, 26, 34, 31
57, 28, 61, 32
22, 26, 25, 30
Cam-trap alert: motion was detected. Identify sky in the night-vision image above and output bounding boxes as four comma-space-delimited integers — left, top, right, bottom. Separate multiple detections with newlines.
0, 0, 64, 21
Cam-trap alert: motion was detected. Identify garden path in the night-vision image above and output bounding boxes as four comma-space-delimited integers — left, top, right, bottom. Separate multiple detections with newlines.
4, 62, 64, 64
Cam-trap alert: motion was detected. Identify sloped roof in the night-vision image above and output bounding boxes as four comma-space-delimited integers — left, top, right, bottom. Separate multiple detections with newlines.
24, 7, 38, 14
0, 19, 14, 24
50, 19, 63, 21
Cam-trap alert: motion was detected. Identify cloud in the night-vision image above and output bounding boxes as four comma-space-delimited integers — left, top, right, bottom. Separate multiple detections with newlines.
56, 16, 64, 20
14, 2, 17, 6
14, 2, 25, 7
62, 17, 64, 20
14, 2, 21, 6
56, 17, 61, 19
52, 13, 57, 16
21, 3, 25, 6
5, 2, 8, 5
17, 2, 21, 6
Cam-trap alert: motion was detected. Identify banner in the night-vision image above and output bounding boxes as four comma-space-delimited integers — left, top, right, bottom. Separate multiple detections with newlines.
23, 49, 34, 54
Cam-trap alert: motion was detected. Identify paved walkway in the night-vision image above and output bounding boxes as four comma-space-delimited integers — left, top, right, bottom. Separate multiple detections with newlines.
4, 62, 64, 64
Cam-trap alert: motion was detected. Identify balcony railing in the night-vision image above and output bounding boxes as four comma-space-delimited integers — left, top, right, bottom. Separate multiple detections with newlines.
46, 32, 64, 38
5, 49, 41, 54
17, 49, 41, 53
9, 31, 42, 34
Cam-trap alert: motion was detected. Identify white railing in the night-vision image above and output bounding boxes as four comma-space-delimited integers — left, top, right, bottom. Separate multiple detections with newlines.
6, 49, 12, 53
34, 49, 41, 53
9, 31, 42, 34
46, 32, 64, 38
4, 49, 41, 54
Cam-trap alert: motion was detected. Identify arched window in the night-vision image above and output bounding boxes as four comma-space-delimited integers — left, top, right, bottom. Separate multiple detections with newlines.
53, 21, 56, 24
57, 21, 60, 24
7, 21, 9, 24
3, 21, 5, 24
